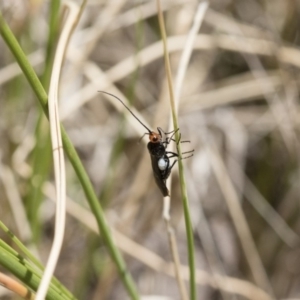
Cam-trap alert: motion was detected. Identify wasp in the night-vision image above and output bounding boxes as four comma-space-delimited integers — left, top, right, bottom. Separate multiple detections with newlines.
100, 91, 193, 197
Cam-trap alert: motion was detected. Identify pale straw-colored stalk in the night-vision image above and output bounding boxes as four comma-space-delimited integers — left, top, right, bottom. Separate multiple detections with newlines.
35, 2, 79, 299
0, 49, 43, 85
0, 272, 34, 300
205, 138, 274, 297
0, 159, 34, 248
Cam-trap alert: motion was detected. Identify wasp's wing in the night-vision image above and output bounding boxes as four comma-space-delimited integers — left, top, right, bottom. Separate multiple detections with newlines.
149, 154, 170, 197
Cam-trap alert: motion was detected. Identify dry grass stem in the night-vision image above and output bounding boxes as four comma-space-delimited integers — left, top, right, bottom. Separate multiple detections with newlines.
165, 222, 188, 300
0, 272, 34, 300
206, 140, 274, 296
35, 2, 78, 299
0, 49, 43, 85
229, 156, 299, 247
0, 161, 36, 253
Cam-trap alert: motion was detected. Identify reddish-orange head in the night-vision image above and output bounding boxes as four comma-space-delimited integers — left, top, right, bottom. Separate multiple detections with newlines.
149, 132, 162, 143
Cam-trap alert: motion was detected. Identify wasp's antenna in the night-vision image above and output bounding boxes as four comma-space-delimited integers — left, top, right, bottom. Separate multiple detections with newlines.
99, 91, 152, 134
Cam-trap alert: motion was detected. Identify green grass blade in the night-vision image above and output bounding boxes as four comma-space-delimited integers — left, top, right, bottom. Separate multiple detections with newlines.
0, 242, 73, 300
25, 0, 60, 242
156, 1, 196, 299
0, 221, 75, 299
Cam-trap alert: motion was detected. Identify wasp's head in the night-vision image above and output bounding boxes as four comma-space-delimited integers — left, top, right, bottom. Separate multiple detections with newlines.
149, 132, 162, 143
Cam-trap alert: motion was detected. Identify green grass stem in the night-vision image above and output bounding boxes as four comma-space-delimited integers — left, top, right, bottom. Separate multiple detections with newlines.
0, 221, 75, 299
0, 243, 72, 300
25, 0, 61, 241
156, 1, 196, 299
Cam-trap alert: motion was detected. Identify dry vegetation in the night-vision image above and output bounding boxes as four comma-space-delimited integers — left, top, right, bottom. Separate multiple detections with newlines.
1, 0, 300, 299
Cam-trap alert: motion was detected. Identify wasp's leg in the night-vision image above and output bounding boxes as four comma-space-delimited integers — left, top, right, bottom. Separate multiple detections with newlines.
169, 159, 177, 170
182, 149, 194, 155
181, 149, 194, 159
158, 127, 179, 136
167, 131, 180, 145
162, 128, 180, 147
162, 159, 178, 180
176, 133, 181, 145
165, 151, 179, 159
167, 132, 191, 145
166, 149, 194, 160
169, 129, 179, 143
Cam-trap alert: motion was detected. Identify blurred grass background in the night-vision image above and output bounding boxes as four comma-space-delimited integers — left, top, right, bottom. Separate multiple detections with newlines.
1, 0, 300, 299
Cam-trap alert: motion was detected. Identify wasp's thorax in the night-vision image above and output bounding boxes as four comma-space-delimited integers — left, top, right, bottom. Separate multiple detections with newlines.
147, 133, 165, 157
